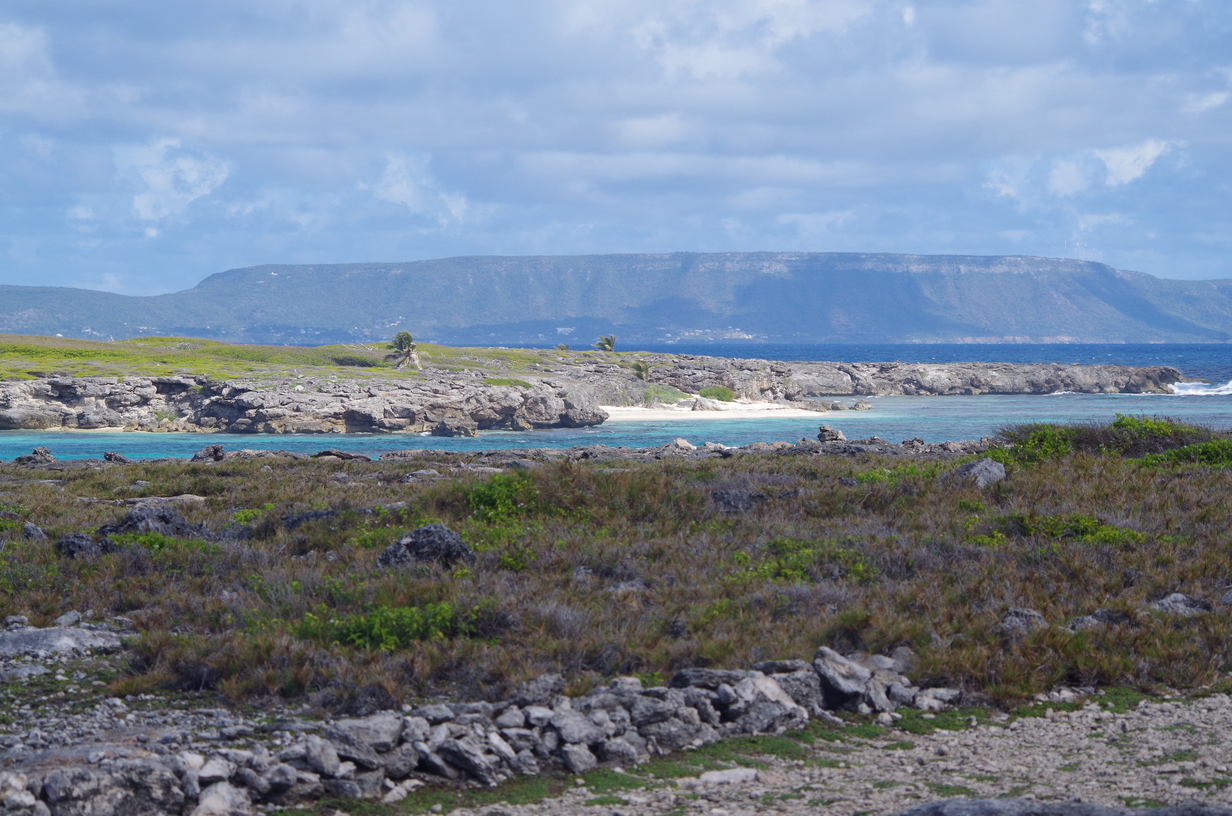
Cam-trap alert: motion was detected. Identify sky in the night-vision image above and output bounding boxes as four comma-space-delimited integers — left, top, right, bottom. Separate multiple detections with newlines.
0, 0, 1230, 295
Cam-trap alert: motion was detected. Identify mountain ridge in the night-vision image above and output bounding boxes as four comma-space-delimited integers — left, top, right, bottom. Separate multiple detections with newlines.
2, 252, 1229, 345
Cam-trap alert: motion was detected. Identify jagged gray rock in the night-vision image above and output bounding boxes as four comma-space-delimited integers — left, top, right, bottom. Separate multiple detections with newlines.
0, 626, 123, 658
376, 524, 475, 569
1150, 592, 1212, 615
98, 504, 213, 542
944, 458, 1007, 489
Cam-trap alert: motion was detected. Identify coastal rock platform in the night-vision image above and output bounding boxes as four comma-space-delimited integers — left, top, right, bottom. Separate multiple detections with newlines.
0, 355, 1184, 435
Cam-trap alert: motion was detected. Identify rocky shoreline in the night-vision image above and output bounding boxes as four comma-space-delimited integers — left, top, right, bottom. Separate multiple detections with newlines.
0, 356, 1186, 436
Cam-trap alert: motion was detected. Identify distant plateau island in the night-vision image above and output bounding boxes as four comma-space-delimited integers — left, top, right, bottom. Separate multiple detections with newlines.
2, 252, 1231, 346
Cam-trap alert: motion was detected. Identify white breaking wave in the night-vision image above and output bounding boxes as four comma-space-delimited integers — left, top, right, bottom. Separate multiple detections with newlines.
1171, 379, 1232, 396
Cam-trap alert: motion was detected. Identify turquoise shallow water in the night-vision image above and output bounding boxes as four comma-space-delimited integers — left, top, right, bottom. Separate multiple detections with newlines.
4, 390, 1232, 462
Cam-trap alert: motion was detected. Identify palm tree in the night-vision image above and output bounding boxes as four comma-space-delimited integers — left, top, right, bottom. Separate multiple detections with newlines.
386, 331, 422, 370
632, 361, 650, 381
594, 334, 616, 352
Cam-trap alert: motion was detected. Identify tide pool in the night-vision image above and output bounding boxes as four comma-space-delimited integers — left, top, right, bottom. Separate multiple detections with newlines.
4, 388, 1232, 461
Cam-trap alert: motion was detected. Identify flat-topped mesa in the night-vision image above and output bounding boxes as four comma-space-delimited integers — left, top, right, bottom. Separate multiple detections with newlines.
0, 375, 607, 436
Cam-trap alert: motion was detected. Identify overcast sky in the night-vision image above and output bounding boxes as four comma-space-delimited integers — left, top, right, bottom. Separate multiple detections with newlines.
1, 0, 1229, 294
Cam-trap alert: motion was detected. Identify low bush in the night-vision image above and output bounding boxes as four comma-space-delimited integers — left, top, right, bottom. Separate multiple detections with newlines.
482, 378, 533, 388
297, 603, 476, 650
644, 383, 690, 404
699, 386, 736, 402
1138, 439, 1232, 469
992, 414, 1218, 465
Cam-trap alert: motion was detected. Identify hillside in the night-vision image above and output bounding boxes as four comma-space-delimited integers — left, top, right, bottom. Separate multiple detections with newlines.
2, 252, 1230, 345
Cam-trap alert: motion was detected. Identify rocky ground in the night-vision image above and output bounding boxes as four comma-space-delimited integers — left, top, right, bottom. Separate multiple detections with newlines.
3, 608, 1230, 816
463, 691, 1232, 816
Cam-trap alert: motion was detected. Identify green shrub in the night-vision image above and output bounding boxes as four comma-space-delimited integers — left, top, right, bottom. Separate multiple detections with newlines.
989, 424, 1074, 465
992, 415, 1216, 465
732, 537, 878, 584
644, 383, 690, 404
998, 513, 1146, 548
1139, 439, 1232, 469
297, 603, 475, 650
328, 353, 382, 368
482, 378, 533, 388
699, 386, 736, 402
469, 472, 539, 523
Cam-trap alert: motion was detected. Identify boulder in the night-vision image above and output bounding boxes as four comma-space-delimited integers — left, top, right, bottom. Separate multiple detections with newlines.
560, 743, 598, 773
328, 713, 404, 754
817, 425, 846, 442
1151, 593, 1212, 616
994, 607, 1048, 636
190, 781, 252, 816
550, 709, 605, 745
668, 668, 748, 690
757, 669, 824, 716
376, 524, 475, 569
437, 736, 502, 785
98, 504, 213, 542
41, 759, 185, 816
22, 523, 48, 542
724, 674, 809, 733
13, 447, 57, 465
709, 490, 768, 514
944, 458, 1007, 489
812, 647, 872, 698
510, 672, 566, 707
191, 444, 227, 463
53, 534, 118, 560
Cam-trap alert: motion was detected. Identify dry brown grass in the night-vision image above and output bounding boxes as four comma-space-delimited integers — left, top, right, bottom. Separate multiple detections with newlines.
3, 432, 1232, 711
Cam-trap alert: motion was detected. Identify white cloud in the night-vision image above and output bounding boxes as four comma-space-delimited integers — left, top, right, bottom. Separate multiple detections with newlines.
1047, 159, 1088, 197
777, 210, 853, 237
0, 21, 86, 121
1182, 91, 1229, 114
114, 139, 230, 220
634, 0, 870, 80
371, 153, 469, 225
1094, 138, 1170, 186
616, 113, 690, 148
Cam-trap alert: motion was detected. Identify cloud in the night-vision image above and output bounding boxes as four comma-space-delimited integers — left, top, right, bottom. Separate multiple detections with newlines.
634, 0, 870, 80
1094, 138, 1170, 186
1182, 90, 1229, 114
1, 0, 1232, 291
1047, 159, 1088, 197
114, 139, 230, 220
370, 153, 469, 225
0, 21, 86, 122
777, 210, 853, 238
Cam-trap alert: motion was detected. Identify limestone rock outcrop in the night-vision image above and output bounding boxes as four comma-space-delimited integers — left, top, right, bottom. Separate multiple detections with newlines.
0, 375, 607, 435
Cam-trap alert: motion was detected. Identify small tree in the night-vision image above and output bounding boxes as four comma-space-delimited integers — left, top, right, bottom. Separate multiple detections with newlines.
386, 331, 422, 370
632, 361, 650, 381
594, 334, 616, 352
556, 343, 570, 351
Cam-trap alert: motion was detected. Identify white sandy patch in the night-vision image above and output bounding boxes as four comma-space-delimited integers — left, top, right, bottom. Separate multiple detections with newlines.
601, 401, 822, 421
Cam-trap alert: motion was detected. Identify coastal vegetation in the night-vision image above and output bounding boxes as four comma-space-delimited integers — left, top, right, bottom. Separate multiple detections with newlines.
3, 416, 1232, 715
0, 333, 625, 383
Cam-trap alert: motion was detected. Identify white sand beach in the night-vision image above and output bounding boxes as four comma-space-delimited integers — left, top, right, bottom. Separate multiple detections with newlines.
600, 401, 825, 421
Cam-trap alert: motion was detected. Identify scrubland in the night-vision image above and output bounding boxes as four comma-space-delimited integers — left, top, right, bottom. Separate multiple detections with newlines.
3, 415, 1232, 714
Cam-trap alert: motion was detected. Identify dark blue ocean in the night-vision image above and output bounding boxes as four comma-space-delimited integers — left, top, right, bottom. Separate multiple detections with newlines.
3, 344, 1231, 461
